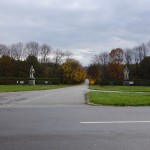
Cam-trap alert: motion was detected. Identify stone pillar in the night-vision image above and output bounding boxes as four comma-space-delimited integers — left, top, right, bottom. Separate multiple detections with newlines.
28, 78, 35, 85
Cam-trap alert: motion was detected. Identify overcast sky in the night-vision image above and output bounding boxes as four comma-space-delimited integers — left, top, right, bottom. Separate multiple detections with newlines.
0, 0, 150, 65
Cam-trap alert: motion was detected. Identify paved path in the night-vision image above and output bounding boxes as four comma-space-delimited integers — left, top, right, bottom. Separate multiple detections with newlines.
0, 83, 150, 150
0, 84, 88, 107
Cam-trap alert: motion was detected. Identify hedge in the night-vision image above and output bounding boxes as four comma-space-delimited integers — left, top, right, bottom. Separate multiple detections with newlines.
0, 77, 60, 85
95, 79, 150, 86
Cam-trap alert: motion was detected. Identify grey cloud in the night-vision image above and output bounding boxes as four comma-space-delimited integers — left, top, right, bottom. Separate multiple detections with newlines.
0, 0, 150, 65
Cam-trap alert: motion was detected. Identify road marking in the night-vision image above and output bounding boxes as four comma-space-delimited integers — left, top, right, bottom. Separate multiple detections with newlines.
80, 121, 150, 124
0, 91, 61, 107
19, 91, 60, 104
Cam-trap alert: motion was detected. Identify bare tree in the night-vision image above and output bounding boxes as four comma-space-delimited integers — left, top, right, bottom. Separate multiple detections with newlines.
124, 48, 133, 65
132, 46, 144, 79
52, 49, 65, 78
25, 42, 39, 57
133, 43, 148, 64
92, 52, 109, 80
10, 42, 24, 60
147, 40, 150, 55
53, 49, 65, 64
100, 52, 109, 80
99, 52, 109, 65
92, 52, 109, 65
40, 44, 52, 63
64, 50, 73, 60
141, 43, 148, 57
0, 44, 10, 56
92, 54, 100, 64
92, 54, 102, 81
133, 46, 144, 64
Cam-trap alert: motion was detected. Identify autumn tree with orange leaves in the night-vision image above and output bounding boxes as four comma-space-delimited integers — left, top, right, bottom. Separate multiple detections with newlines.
108, 48, 124, 80
61, 59, 86, 84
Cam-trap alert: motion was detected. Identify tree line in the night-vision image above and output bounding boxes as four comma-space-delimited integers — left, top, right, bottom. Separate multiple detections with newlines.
87, 40, 150, 85
1, 40, 150, 85
0, 42, 86, 84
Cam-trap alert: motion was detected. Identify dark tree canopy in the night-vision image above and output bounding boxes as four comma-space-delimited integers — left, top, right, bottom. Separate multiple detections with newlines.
139, 56, 150, 79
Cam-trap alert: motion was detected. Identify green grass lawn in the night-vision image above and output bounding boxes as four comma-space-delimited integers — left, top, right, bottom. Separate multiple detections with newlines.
89, 92, 150, 106
0, 85, 70, 92
89, 85, 150, 92
88, 85, 150, 106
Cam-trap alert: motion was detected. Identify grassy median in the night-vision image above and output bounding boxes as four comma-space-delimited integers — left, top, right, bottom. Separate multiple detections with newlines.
0, 85, 70, 92
88, 85, 150, 106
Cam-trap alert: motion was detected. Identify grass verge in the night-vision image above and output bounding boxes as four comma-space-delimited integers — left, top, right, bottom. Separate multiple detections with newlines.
0, 85, 70, 92
88, 91, 150, 106
89, 85, 150, 92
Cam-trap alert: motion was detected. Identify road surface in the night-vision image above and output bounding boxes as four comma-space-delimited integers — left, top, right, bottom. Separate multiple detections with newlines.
0, 83, 150, 150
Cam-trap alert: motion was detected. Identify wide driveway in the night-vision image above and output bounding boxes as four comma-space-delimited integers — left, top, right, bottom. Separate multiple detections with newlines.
0, 83, 150, 150
0, 84, 88, 107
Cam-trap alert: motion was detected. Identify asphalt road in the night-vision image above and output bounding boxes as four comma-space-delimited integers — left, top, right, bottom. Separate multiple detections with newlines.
0, 82, 150, 150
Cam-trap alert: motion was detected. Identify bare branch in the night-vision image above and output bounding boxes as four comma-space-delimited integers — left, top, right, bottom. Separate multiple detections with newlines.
40, 44, 52, 63
0, 44, 10, 56
25, 42, 39, 57
10, 42, 24, 60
